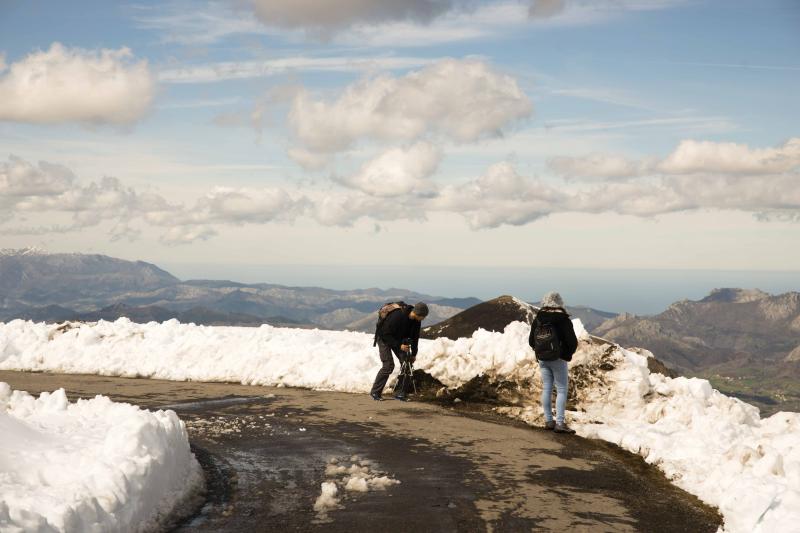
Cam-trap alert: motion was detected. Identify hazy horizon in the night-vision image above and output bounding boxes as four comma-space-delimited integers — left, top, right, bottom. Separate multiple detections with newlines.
161, 261, 800, 315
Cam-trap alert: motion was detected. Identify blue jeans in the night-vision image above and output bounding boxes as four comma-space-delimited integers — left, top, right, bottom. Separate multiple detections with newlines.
539, 359, 568, 424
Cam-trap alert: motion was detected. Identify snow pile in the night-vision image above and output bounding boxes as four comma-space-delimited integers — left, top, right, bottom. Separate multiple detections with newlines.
0, 319, 384, 393
0, 382, 204, 532
0, 317, 797, 532
572, 347, 800, 533
313, 482, 340, 516
314, 455, 400, 518
0, 318, 558, 392
325, 456, 400, 493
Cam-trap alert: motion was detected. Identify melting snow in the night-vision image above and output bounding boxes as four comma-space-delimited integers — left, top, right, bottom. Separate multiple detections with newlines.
314, 456, 399, 519
0, 317, 797, 532
0, 381, 203, 532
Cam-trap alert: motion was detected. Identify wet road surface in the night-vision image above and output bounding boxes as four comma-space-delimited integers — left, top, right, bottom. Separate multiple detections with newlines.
0, 371, 722, 532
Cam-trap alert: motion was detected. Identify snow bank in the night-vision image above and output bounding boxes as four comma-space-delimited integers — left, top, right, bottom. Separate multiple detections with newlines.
0, 319, 384, 393
573, 347, 800, 533
0, 317, 797, 532
0, 382, 203, 532
0, 318, 539, 392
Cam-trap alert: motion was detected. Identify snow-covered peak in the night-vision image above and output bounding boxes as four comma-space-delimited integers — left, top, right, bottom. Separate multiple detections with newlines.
0, 246, 48, 257
510, 295, 536, 320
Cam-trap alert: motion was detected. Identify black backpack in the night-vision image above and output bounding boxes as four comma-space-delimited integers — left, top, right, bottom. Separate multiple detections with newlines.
373, 301, 408, 346
533, 317, 562, 361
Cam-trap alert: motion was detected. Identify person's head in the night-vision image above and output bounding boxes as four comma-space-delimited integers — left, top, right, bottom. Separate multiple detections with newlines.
541, 291, 565, 308
409, 301, 429, 321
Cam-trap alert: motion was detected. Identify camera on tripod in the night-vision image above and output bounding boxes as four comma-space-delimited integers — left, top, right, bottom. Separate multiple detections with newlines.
395, 338, 417, 396
401, 338, 414, 357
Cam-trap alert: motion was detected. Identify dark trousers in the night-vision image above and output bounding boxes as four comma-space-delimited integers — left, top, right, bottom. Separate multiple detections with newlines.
370, 339, 397, 396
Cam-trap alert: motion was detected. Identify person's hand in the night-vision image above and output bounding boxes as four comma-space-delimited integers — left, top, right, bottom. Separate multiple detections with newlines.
400, 343, 410, 353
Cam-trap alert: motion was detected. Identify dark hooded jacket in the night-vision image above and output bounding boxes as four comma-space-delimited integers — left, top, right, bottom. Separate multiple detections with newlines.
529, 307, 578, 362
377, 305, 421, 356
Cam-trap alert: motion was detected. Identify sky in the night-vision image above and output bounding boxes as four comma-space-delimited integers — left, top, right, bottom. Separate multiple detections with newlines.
0, 0, 799, 307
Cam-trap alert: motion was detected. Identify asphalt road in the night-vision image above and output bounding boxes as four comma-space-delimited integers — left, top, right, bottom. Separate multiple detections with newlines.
0, 371, 722, 533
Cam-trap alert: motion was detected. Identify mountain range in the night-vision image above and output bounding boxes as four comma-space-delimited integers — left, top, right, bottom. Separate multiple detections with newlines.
0, 249, 618, 331
0, 249, 479, 329
594, 288, 800, 414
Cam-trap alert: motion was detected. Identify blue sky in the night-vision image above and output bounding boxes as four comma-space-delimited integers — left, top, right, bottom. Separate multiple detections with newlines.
0, 0, 799, 302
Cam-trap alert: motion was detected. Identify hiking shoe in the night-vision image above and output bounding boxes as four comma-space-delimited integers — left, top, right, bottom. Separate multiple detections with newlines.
554, 423, 576, 434
394, 394, 408, 402
544, 420, 556, 430
370, 393, 383, 401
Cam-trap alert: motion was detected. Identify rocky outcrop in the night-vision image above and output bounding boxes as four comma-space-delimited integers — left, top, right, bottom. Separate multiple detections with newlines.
421, 295, 535, 340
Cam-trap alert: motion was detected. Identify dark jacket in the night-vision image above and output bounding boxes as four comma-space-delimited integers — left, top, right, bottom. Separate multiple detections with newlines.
529, 307, 578, 362
377, 306, 421, 356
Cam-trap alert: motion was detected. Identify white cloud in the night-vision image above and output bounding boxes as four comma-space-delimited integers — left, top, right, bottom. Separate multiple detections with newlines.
309, 190, 424, 226
0, 43, 155, 125
549, 137, 800, 179
571, 180, 686, 216
658, 138, 800, 175
190, 187, 308, 224
0, 155, 75, 198
548, 153, 644, 180
434, 162, 566, 228
442, 138, 800, 228
288, 58, 532, 157
4, 137, 798, 240
0, 156, 308, 243
8, 173, 174, 235
538, 138, 800, 221
334, 142, 441, 197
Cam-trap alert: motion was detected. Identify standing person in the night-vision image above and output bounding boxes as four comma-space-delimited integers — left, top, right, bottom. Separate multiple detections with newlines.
370, 302, 429, 401
529, 291, 579, 434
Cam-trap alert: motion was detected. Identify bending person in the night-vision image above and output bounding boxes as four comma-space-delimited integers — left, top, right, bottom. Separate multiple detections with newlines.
370, 302, 428, 401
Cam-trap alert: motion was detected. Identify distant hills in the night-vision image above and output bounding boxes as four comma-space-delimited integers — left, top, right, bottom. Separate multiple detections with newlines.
594, 288, 800, 414
0, 249, 481, 329
0, 249, 622, 332
594, 288, 800, 370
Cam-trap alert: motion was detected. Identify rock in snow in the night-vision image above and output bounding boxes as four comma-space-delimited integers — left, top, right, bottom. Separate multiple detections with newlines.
0, 317, 798, 532
0, 381, 204, 532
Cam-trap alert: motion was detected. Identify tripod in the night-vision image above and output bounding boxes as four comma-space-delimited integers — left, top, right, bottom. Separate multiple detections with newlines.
394, 352, 417, 396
